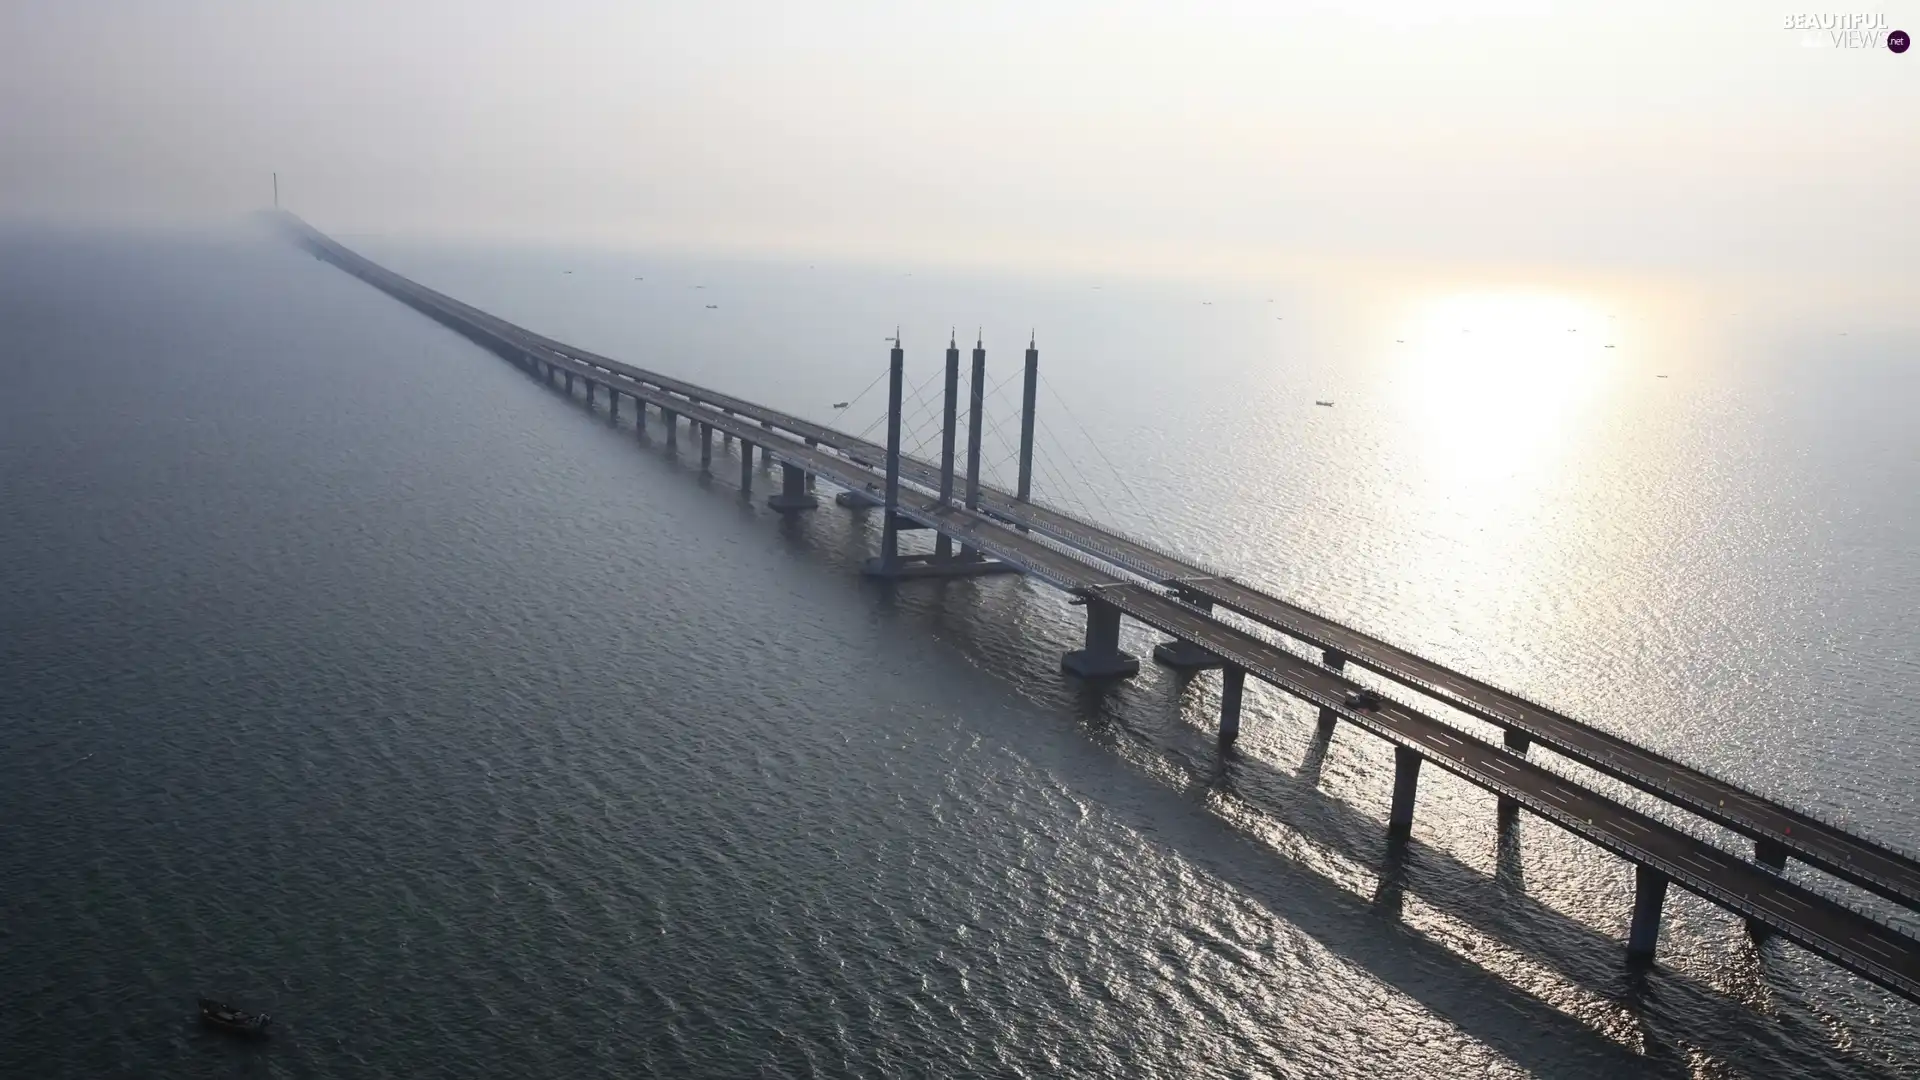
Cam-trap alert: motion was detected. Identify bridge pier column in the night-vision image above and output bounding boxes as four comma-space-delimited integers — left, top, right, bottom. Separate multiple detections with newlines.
1497, 730, 1532, 823
740, 443, 754, 492
804, 438, 818, 491
1218, 665, 1246, 745
1746, 839, 1788, 939
1317, 705, 1339, 737
1323, 649, 1347, 671
1154, 597, 1223, 669
1627, 864, 1669, 963
700, 424, 713, 469
565, 372, 575, 396
586, 381, 596, 407
663, 409, 678, 447
768, 462, 819, 512
610, 392, 619, 420
636, 400, 647, 436
1061, 597, 1139, 679
1388, 746, 1422, 844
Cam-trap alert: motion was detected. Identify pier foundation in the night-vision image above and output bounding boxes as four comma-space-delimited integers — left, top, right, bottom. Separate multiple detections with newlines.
768, 462, 819, 512
700, 423, 713, 469
1061, 597, 1139, 679
740, 443, 754, 492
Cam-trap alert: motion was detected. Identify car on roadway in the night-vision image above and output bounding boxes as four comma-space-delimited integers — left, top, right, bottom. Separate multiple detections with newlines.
1344, 688, 1382, 710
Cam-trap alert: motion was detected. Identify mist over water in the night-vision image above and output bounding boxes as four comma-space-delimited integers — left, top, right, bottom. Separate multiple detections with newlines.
2, 223, 1916, 1077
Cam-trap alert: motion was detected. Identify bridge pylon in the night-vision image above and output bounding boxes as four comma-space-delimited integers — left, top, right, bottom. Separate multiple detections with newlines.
863, 334, 1017, 579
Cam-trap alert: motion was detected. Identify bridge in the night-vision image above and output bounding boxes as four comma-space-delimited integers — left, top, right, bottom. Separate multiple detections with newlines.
278, 211, 1920, 1009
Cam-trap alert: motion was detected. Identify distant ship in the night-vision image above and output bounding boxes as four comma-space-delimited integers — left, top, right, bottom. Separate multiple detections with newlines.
1315, 400, 1334, 407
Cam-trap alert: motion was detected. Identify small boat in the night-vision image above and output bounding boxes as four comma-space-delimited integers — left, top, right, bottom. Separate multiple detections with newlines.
705, 304, 718, 309
1314, 400, 1334, 407
831, 401, 850, 409
198, 998, 271, 1037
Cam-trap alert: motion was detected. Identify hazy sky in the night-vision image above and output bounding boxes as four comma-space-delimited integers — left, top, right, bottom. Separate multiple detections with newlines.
2, 1, 1913, 280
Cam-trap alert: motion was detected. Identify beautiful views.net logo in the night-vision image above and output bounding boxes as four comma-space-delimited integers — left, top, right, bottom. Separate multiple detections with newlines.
1784, 12, 1911, 51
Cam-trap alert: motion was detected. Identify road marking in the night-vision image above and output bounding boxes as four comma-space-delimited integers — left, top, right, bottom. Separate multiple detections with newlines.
1676, 852, 1725, 878
1616, 818, 1649, 837
1540, 788, 1570, 806
1859, 934, 1902, 961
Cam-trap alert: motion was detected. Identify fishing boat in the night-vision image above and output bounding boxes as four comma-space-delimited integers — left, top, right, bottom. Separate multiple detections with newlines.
1314, 400, 1334, 407
198, 998, 271, 1037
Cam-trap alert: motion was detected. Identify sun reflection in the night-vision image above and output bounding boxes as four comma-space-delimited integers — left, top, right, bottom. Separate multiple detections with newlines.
1391, 289, 1617, 484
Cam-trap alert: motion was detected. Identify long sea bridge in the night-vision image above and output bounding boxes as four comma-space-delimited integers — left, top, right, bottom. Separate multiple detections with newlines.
278, 211, 1920, 1009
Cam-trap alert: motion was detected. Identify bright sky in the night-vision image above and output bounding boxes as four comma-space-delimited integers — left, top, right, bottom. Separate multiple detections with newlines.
1, 1, 1912, 280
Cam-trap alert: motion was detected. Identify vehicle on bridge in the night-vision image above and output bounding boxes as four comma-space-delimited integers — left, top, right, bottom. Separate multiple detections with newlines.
1344, 688, 1382, 710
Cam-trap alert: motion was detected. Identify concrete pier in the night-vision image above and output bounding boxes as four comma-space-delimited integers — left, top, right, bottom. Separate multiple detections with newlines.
1324, 649, 1347, 671
610, 391, 619, 419
587, 381, 597, 407
1498, 730, 1532, 822
1756, 838, 1789, 870
1627, 864, 1669, 962
768, 462, 818, 512
1061, 596, 1140, 679
1317, 705, 1339, 736
1389, 746, 1422, 843
700, 423, 714, 469
740, 442, 754, 492
663, 408, 677, 446
1219, 665, 1246, 744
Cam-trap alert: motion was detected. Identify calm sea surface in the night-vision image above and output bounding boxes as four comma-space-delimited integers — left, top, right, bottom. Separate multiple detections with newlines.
1, 223, 1915, 1078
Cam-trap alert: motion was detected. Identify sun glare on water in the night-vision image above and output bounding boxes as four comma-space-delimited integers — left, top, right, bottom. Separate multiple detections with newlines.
1391, 289, 1619, 487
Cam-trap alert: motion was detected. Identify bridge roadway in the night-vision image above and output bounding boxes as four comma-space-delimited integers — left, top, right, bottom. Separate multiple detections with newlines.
295, 233, 1920, 920
288, 216, 1920, 1003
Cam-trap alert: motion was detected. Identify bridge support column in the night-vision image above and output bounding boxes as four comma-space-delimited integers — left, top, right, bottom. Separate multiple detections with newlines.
636, 400, 647, 436
1323, 649, 1347, 671
739, 443, 754, 492
1497, 730, 1532, 823
1219, 665, 1246, 745
1388, 746, 1422, 844
663, 409, 678, 447
961, 335, 987, 558
610, 392, 619, 420
700, 424, 713, 469
768, 462, 818, 512
1627, 864, 1669, 963
1154, 597, 1223, 669
1754, 838, 1788, 871
1061, 597, 1139, 679
804, 438, 818, 491
587, 381, 597, 407
1317, 705, 1339, 736
565, 372, 575, 396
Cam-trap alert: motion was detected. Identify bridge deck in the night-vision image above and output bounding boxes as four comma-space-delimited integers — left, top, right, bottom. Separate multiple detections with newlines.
285, 215, 1920, 1005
